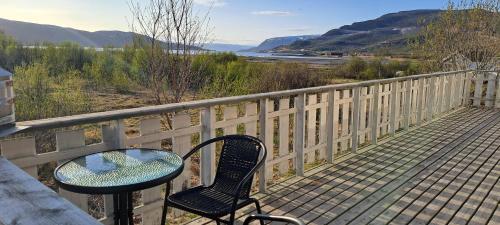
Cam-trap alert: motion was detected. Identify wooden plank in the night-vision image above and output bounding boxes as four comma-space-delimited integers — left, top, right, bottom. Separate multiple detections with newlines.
351, 87, 361, 152
0, 137, 38, 177
417, 78, 425, 125
139, 118, 163, 225
222, 106, 238, 134
56, 129, 88, 213
200, 107, 215, 185
194, 108, 481, 225
0, 157, 101, 225
473, 73, 484, 107
256, 109, 490, 222
301, 110, 498, 224
326, 90, 335, 163
485, 72, 497, 108
371, 83, 380, 144
245, 103, 258, 136
278, 99, 291, 175
403, 79, 412, 130
496, 72, 500, 108
389, 82, 398, 135
387, 118, 500, 225
318, 93, 328, 160
432, 152, 500, 225
259, 98, 270, 192
332, 90, 340, 157
352, 110, 500, 225
463, 72, 472, 106
294, 94, 306, 176
306, 94, 317, 164
427, 76, 437, 120
340, 90, 350, 153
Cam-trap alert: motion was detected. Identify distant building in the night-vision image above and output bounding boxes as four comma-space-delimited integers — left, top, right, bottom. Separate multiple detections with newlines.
322, 51, 344, 57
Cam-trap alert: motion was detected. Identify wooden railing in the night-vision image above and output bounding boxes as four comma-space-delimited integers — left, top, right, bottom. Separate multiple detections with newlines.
0, 70, 498, 225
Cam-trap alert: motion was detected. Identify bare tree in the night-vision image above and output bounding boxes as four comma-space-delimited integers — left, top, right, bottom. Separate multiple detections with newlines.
129, 0, 211, 104
412, 0, 500, 71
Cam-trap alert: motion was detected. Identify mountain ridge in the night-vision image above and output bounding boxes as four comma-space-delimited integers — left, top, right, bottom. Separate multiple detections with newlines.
281, 9, 443, 53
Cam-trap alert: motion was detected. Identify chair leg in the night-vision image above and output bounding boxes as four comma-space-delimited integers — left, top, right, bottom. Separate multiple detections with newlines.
253, 200, 264, 225
161, 183, 171, 225
229, 212, 236, 225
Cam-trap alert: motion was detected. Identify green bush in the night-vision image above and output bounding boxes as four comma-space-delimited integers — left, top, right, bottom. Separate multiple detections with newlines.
14, 63, 90, 121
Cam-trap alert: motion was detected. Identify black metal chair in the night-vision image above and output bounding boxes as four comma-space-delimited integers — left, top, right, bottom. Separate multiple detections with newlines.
161, 135, 267, 225
243, 214, 305, 225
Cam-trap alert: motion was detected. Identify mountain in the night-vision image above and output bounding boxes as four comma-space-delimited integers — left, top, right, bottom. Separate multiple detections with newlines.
204, 43, 255, 52
281, 9, 443, 53
244, 35, 320, 52
0, 18, 146, 47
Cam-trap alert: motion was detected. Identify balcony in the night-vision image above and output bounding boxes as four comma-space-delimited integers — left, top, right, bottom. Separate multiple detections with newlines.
0, 70, 499, 224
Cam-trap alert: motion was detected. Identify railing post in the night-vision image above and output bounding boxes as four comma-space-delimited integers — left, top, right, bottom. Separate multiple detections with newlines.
200, 107, 215, 186
389, 82, 398, 135
351, 87, 360, 153
417, 78, 425, 125
326, 89, 335, 163
294, 94, 306, 176
403, 79, 412, 130
258, 98, 269, 192
371, 83, 380, 145
485, 72, 496, 108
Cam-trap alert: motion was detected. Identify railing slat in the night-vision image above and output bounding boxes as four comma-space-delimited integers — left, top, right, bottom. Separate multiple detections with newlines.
371, 83, 380, 145
389, 82, 398, 135
473, 72, 484, 107
258, 98, 270, 192
351, 87, 361, 153
0, 137, 38, 177
139, 118, 163, 225
403, 79, 412, 130
496, 73, 500, 108
278, 99, 291, 175
294, 94, 306, 176
200, 107, 215, 185
326, 90, 335, 163
56, 129, 89, 213
485, 72, 497, 108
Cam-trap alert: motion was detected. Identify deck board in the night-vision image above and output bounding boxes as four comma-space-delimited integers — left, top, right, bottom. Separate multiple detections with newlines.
185, 108, 500, 225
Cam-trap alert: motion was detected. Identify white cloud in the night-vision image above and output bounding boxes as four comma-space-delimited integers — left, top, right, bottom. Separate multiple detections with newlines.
251, 11, 293, 16
193, 0, 226, 7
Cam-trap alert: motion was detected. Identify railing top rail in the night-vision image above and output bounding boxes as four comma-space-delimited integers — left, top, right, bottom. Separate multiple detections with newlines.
16, 70, 472, 132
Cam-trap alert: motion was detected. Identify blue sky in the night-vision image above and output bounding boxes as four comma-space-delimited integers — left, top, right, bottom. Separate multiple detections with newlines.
0, 0, 449, 45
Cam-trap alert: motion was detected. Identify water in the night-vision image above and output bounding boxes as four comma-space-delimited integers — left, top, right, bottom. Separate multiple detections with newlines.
232, 51, 346, 65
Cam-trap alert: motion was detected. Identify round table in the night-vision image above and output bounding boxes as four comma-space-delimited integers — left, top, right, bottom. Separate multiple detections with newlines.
54, 148, 184, 225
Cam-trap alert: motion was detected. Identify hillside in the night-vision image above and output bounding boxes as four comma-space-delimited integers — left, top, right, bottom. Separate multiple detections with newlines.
0, 18, 143, 47
282, 9, 443, 53
244, 35, 320, 52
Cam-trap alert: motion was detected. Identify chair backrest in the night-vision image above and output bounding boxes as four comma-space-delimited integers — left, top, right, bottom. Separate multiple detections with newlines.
211, 135, 266, 198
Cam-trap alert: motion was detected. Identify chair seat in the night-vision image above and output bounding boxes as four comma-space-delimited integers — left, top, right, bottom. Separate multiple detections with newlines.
167, 186, 252, 217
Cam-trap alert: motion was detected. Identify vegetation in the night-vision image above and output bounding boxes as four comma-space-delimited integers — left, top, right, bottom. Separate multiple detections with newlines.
412, 0, 500, 71
333, 57, 423, 80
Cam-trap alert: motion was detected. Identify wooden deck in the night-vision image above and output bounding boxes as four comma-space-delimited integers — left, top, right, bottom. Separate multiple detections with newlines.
187, 108, 500, 225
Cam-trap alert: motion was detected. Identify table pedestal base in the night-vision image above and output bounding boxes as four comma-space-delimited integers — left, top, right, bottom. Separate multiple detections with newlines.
113, 192, 134, 225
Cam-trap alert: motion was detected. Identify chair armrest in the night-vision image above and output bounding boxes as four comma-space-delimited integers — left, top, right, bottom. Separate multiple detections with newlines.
182, 136, 229, 160
243, 214, 305, 225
